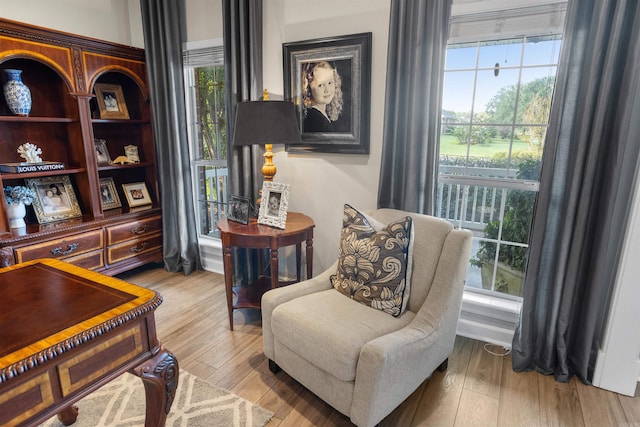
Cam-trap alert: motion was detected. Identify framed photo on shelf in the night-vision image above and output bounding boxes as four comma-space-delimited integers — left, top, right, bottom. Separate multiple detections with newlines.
94, 83, 130, 119
99, 177, 122, 210
124, 145, 140, 163
122, 182, 152, 207
227, 195, 251, 225
283, 32, 372, 154
26, 175, 82, 224
258, 182, 290, 229
94, 139, 112, 165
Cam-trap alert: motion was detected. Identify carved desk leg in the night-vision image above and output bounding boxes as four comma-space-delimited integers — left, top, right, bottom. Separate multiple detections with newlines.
57, 404, 78, 426
131, 347, 179, 427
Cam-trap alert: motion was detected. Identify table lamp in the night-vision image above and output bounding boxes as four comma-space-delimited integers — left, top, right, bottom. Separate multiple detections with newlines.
232, 90, 301, 206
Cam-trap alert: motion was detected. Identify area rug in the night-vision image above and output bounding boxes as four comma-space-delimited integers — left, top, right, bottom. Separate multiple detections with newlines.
40, 370, 273, 427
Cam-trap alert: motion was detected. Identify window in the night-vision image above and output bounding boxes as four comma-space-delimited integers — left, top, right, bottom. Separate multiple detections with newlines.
184, 43, 227, 238
437, 35, 562, 299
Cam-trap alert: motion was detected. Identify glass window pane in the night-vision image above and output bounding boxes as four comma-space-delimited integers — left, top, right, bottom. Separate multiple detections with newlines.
445, 44, 477, 70
477, 38, 523, 69
440, 124, 470, 165
517, 67, 556, 125
475, 68, 520, 120
523, 36, 562, 66
471, 240, 498, 292
194, 165, 228, 236
496, 244, 527, 297
442, 70, 475, 121
515, 125, 547, 156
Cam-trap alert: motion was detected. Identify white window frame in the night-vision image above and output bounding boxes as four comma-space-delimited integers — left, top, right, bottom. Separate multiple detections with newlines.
445, 3, 566, 347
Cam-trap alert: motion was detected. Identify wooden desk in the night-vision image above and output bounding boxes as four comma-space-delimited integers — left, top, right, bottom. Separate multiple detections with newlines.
217, 212, 314, 330
0, 258, 178, 427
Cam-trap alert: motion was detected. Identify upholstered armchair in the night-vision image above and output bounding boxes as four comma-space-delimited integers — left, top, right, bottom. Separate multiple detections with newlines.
262, 207, 472, 427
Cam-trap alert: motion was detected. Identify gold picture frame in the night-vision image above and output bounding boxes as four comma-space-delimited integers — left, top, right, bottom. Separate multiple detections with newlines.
122, 182, 152, 207
26, 175, 83, 224
99, 177, 122, 210
94, 83, 130, 119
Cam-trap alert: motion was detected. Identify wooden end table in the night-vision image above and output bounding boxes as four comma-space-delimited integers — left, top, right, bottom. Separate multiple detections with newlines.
217, 212, 314, 330
0, 258, 178, 427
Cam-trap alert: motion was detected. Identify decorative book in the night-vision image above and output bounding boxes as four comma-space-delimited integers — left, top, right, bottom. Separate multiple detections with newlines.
0, 161, 65, 173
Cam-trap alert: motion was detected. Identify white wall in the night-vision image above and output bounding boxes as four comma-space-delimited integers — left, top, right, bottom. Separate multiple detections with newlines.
264, 0, 391, 272
0, 0, 143, 47
186, 0, 223, 42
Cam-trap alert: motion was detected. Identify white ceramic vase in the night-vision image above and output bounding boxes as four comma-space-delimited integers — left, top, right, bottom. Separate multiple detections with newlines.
7, 202, 26, 228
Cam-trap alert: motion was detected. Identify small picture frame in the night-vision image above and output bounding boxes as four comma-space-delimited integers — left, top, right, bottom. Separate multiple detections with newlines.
124, 145, 140, 163
26, 175, 83, 224
227, 195, 251, 225
122, 182, 152, 207
94, 139, 112, 165
94, 83, 130, 119
258, 182, 290, 229
99, 177, 122, 210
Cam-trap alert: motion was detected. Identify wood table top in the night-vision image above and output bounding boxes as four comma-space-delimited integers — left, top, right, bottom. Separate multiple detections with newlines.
0, 258, 161, 382
216, 211, 314, 238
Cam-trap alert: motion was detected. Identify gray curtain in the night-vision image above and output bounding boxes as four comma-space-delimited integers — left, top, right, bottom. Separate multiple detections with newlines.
223, 0, 263, 204
223, 0, 265, 285
512, 0, 640, 383
140, 0, 201, 274
377, 0, 451, 214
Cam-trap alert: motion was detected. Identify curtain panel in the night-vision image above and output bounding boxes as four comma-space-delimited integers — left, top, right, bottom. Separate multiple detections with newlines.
223, 0, 265, 285
140, 0, 201, 274
223, 0, 264, 203
377, 0, 452, 214
512, 0, 640, 383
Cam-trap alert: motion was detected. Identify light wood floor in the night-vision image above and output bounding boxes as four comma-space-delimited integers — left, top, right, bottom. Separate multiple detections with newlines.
119, 265, 640, 427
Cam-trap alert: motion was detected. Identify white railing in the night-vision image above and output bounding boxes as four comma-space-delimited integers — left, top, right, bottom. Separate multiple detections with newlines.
437, 166, 538, 231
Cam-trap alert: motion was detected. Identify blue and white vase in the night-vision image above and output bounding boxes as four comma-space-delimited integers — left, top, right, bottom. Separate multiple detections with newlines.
3, 69, 32, 117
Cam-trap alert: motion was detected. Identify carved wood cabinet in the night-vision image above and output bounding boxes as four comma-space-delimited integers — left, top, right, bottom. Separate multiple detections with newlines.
0, 18, 162, 274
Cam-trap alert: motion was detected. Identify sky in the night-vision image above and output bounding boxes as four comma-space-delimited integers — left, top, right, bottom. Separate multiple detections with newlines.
442, 37, 562, 114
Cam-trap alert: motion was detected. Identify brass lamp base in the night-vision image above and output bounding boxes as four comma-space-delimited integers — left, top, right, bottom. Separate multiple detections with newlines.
257, 143, 276, 208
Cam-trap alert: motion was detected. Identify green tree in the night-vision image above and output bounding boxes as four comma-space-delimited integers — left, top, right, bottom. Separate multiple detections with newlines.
196, 66, 227, 161
486, 76, 555, 126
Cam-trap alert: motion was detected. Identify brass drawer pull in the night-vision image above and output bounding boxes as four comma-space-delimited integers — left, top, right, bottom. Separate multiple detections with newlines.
129, 242, 149, 253
51, 243, 79, 256
131, 225, 149, 235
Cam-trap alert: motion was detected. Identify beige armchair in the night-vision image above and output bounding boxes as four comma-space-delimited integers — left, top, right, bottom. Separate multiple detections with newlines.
262, 208, 472, 427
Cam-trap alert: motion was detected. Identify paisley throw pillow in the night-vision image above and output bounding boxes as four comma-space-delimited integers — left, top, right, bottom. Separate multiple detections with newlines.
330, 204, 413, 317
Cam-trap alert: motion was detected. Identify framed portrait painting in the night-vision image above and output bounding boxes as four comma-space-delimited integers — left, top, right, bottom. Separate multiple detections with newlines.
94, 83, 130, 119
258, 182, 290, 229
26, 175, 83, 224
283, 32, 371, 154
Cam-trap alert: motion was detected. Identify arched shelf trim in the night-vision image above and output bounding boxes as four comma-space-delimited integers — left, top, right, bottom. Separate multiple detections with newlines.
0, 50, 75, 92
89, 66, 149, 101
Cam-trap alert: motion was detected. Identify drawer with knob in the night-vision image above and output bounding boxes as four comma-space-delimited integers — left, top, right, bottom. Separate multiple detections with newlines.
106, 215, 162, 246
14, 230, 103, 264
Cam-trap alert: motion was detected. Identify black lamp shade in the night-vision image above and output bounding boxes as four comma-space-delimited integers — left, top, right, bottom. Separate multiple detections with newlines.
233, 101, 302, 146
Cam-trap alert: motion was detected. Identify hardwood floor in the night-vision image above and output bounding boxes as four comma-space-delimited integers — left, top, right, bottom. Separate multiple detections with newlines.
119, 265, 640, 427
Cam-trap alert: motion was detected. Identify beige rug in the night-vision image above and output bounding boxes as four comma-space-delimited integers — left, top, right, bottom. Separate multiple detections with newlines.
40, 370, 273, 427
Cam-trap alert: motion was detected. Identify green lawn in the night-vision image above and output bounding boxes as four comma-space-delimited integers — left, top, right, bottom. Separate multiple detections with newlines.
439, 134, 535, 158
